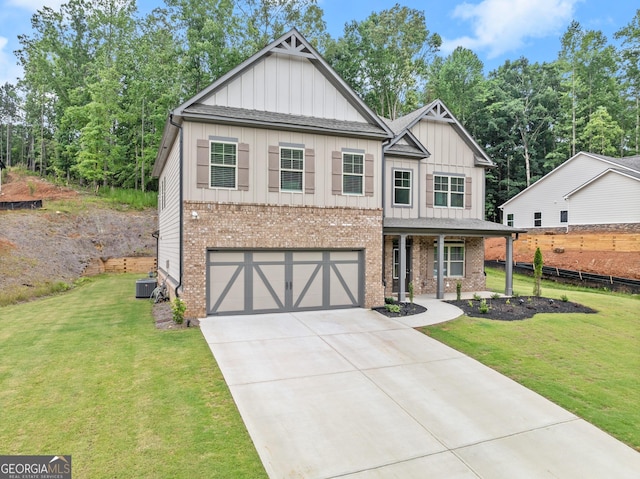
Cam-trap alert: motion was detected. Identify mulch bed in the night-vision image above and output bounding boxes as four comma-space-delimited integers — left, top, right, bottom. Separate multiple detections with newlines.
372, 302, 427, 318
152, 301, 200, 329
446, 296, 597, 321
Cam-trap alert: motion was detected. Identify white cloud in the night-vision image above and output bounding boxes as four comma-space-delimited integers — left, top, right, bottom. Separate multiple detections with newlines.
0, 36, 23, 85
441, 0, 580, 58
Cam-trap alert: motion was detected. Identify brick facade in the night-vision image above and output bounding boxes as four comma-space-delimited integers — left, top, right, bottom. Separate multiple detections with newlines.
176, 201, 383, 318
383, 235, 486, 296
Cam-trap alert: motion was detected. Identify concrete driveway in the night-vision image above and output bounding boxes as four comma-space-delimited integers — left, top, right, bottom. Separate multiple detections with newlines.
200, 303, 640, 478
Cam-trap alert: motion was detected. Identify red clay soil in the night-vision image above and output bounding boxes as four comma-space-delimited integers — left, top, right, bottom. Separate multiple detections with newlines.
0, 171, 78, 202
485, 237, 640, 280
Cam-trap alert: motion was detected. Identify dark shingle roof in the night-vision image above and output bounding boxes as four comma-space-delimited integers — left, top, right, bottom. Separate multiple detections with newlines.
183, 104, 390, 138
384, 217, 525, 236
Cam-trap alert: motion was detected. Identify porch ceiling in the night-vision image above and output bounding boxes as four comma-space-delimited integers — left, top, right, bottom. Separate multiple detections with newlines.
383, 217, 526, 237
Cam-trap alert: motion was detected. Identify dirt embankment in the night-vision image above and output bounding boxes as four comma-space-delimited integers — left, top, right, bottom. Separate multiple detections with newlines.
485, 230, 640, 280
0, 172, 157, 292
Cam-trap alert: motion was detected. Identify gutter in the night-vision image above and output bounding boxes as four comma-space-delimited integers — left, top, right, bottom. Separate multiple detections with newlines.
169, 113, 184, 297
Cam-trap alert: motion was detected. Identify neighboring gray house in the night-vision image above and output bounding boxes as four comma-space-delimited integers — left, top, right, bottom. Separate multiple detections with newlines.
500, 152, 640, 229
152, 29, 522, 318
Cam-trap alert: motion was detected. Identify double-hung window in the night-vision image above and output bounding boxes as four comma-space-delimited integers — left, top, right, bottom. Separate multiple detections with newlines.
210, 141, 237, 188
393, 170, 411, 205
434, 242, 465, 277
343, 152, 364, 195
434, 175, 464, 207
534, 211, 542, 227
280, 147, 304, 192
507, 213, 514, 227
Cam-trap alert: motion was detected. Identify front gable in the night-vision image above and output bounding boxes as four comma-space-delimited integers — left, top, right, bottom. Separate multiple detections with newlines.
173, 29, 391, 138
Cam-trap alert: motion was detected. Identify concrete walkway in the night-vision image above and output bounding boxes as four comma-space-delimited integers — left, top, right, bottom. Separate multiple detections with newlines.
200, 299, 640, 478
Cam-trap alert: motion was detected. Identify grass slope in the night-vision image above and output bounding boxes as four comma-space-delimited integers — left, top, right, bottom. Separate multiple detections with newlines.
0, 274, 266, 478
421, 268, 640, 451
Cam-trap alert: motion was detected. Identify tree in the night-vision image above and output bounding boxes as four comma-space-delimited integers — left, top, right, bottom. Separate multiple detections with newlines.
580, 106, 623, 156
533, 247, 543, 297
486, 59, 561, 188
0, 82, 21, 167
555, 22, 622, 163
426, 47, 486, 128
615, 9, 640, 154
325, 4, 441, 119
236, 0, 328, 53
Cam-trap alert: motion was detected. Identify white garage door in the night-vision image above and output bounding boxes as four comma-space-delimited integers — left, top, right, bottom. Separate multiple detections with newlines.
207, 250, 364, 315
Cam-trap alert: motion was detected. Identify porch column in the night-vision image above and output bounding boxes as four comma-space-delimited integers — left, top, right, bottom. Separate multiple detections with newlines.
399, 234, 407, 302
505, 235, 514, 296
436, 234, 445, 299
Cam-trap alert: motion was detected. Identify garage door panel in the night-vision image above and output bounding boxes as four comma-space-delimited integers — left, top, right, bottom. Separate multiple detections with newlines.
292, 263, 323, 308
209, 264, 245, 314
253, 264, 286, 310
329, 263, 358, 306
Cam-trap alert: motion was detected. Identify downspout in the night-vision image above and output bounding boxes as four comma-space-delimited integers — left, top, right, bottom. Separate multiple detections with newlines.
381, 142, 387, 289
169, 113, 184, 297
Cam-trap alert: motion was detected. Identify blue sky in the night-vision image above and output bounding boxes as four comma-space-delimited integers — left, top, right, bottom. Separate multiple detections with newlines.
0, 0, 638, 86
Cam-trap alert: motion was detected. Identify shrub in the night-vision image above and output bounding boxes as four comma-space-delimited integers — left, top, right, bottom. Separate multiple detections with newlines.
384, 303, 401, 313
561, 294, 569, 302
408, 282, 414, 303
384, 297, 396, 305
533, 247, 543, 297
479, 299, 490, 314
491, 293, 501, 299
172, 298, 186, 324
473, 293, 481, 301
456, 282, 462, 301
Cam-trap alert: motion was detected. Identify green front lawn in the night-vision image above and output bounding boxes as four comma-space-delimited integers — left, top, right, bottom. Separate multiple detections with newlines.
421, 268, 640, 451
0, 274, 266, 478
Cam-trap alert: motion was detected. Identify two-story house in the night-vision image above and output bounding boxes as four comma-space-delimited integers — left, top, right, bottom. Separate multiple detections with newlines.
152, 29, 522, 318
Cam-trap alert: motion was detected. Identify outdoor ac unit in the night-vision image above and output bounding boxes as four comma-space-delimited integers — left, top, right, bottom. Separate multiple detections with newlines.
136, 279, 157, 298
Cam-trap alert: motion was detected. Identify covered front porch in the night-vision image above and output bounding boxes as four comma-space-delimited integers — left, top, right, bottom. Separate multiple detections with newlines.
383, 218, 526, 301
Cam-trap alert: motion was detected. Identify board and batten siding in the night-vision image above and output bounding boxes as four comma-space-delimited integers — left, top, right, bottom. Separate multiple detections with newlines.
394, 118, 485, 220
502, 153, 628, 229
201, 53, 368, 124
157, 140, 181, 284
568, 173, 640, 225
182, 122, 383, 209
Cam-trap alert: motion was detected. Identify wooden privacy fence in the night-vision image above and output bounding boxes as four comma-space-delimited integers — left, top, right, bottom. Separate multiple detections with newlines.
516, 233, 640, 253
82, 256, 157, 276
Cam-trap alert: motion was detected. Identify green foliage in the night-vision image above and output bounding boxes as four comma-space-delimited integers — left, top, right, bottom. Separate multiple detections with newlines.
456, 281, 462, 301
478, 299, 490, 314
384, 296, 396, 305
473, 293, 482, 301
491, 293, 501, 299
0, 281, 71, 307
172, 297, 187, 324
326, 4, 440, 119
98, 187, 157, 209
561, 294, 569, 302
408, 281, 414, 303
384, 303, 401, 313
533, 247, 543, 297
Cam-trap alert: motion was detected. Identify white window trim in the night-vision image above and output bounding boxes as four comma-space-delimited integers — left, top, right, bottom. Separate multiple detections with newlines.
534, 211, 542, 227
393, 169, 412, 207
434, 174, 465, 209
279, 146, 305, 193
342, 152, 364, 196
434, 241, 465, 278
209, 140, 238, 190
507, 213, 514, 227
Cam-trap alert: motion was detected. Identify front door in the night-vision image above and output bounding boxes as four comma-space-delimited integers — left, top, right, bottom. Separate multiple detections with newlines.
392, 241, 411, 293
